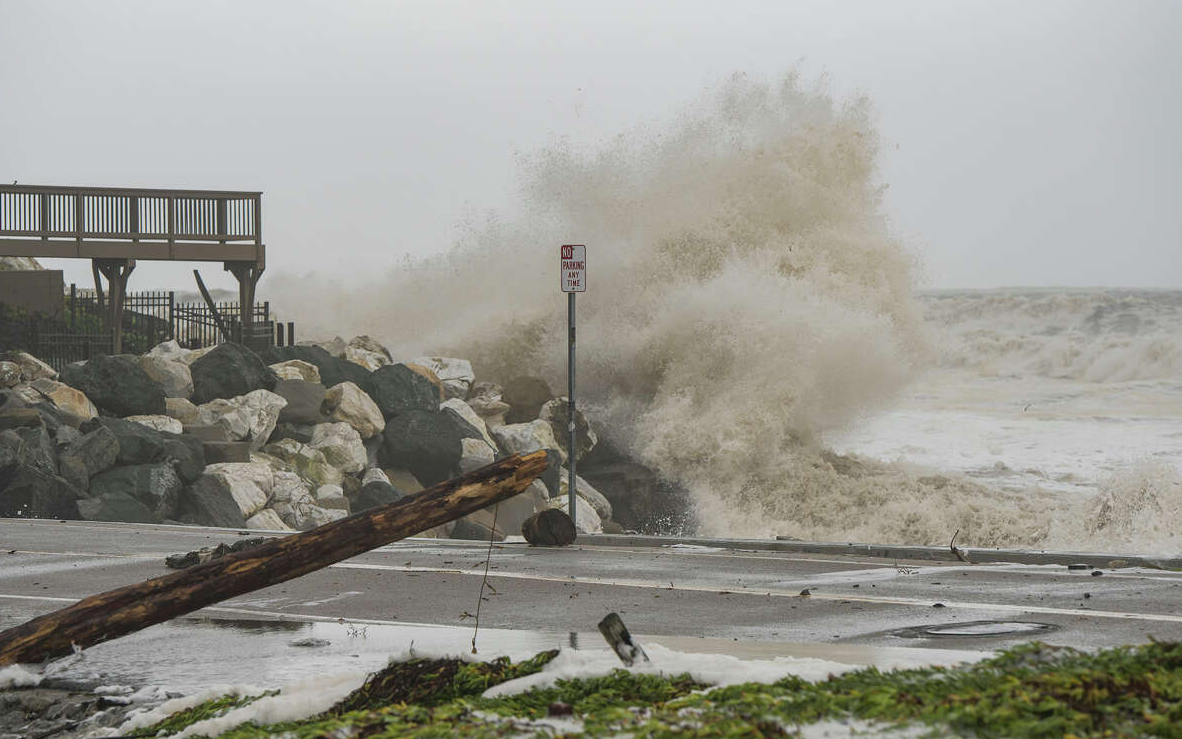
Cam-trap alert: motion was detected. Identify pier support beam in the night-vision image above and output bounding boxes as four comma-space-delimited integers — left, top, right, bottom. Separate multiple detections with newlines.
93, 258, 135, 354
225, 260, 265, 335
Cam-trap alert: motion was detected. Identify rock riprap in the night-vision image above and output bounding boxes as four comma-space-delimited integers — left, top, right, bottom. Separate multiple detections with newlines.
60, 355, 166, 417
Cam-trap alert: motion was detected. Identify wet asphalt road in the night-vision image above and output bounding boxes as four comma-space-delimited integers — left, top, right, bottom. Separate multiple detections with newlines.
2, 518, 1180, 659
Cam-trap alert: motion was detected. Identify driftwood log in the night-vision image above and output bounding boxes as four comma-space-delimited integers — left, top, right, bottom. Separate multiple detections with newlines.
0, 450, 548, 667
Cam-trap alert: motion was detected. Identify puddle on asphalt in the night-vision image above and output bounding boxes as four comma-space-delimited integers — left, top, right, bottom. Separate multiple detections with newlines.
48, 617, 574, 694
43, 616, 988, 695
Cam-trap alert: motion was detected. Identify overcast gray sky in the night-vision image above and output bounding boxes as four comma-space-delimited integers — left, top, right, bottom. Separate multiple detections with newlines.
1, 0, 1179, 292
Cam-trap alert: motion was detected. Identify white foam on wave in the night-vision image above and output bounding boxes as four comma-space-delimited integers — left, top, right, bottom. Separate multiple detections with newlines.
266, 72, 1181, 555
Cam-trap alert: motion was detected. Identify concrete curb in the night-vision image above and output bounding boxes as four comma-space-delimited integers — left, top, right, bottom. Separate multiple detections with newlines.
580, 533, 1182, 570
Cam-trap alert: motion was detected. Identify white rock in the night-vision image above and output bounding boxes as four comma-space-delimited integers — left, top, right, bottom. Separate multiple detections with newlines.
178, 345, 217, 366
408, 357, 474, 400
458, 437, 497, 474
3, 352, 56, 382
203, 462, 274, 518
361, 468, 391, 486
441, 398, 497, 449
301, 336, 346, 356
126, 414, 183, 435
27, 378, 97, 426
137, 355, 193, 399
145, 340, 188, 362
198, 389, 287, 450
314, 484, 350, 512
259, 438, 344, 488
292, 504, 347, 530
309, 422, 366, 474
0, 256, 45, 271
272, 470, 315, 505
269, 359, 321, 384
491, 419, 563, 461
0, 361, 20, 388
165, 397, 201, 425
549, 493, 603, 534
323, 381, 384, 439
558, 473, 613, 521
344, 345, 390, 372
245, 508, 293, 531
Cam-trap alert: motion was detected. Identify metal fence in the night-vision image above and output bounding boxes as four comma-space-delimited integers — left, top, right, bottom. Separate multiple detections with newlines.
2, 285, 288, 370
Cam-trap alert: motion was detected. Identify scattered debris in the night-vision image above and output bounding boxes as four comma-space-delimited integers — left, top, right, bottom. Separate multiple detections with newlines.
1067, 563, 1090, 570
799, 588, 811, 597
288, 637, 330, 648
598, 612, 649, 666
165, 537, 276, 569
548, 702, 574, 717
932, 603, 946, 608
1091, 570, 1104, 577
949, 529, 972, 563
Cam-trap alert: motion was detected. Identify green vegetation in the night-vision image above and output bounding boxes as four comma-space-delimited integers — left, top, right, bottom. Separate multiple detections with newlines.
143, 640, 1182, 738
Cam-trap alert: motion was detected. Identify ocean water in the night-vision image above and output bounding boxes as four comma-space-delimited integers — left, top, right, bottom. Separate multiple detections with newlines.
270, 74, 1181, 555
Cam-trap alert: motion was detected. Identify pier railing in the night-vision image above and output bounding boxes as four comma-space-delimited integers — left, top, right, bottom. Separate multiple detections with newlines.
0, 184, 263, 262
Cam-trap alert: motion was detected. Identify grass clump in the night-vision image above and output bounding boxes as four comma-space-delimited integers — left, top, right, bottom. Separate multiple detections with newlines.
149, 640, 1182, 738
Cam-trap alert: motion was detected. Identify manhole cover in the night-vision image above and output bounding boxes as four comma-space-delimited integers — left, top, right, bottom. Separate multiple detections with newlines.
891, 620, 1059, 639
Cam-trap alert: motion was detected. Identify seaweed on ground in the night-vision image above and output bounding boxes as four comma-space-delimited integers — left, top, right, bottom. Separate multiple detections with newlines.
146, 640, 1182, 739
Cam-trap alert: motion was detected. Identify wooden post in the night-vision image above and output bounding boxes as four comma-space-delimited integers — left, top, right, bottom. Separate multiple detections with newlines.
0, 451, 548, 667
94, 258, 135, 355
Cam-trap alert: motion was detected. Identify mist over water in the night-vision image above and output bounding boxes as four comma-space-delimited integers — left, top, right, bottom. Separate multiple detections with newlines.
270, 73, 1181, 555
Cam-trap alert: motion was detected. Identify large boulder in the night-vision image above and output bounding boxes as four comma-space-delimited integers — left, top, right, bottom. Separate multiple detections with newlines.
549, 493, 602, 534
189, 343, 278, 405
57, 426, 120, 490
344, 336, 394, 371
452, 479, 547, 542
145, 340, 190, 363
539, 398, 597, 462
440, 398, 497, 449
164, 397, 201, 425
160, 431, 207, 483
348, 479, 408, 513
363, 364, 440, 419
137, 354, 194, 399
458, 437, 497, 473
78, 491, 159, 524
314, 484, 349, 513
467, 382, 510, 427
257, 345, 370, 389
558, 473, 613, 521
275, 379, 327, 425
60, 355, 166, 417
245, 508, 292, 531
0, 407, 41, 431
491, 419, 564, 462
502, 376, 553, 424
0, 465, 83, 519
177, 475, 247, 528
309, 422, 366, 474
260, 438, 344, 487
408, 357, 474, 400
11, 426, 57, 476
0, 351, 56, 383
201, 462, 273, 518
25, 379, 98, 428
322, 381, 384, 439
269, 359, 321, 384
89, 463, 183, 520
197, 389, 287, 450
0, 361, 22, 388
379, 408, 483, 486
127, 415, 184, 435
88, 417, 166, 465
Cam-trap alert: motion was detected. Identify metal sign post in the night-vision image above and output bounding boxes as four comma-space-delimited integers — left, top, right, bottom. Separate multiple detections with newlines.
560, 244, 586, 529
